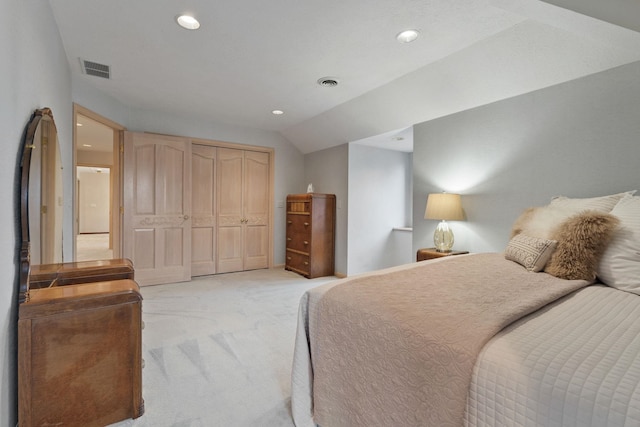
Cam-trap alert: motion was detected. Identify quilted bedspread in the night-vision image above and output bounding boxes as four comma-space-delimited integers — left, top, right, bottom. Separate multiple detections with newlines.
291, 253, 589, 427
466, 284, 640, 427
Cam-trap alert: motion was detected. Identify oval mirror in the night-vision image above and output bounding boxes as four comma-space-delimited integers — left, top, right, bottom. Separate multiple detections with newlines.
19, 108, 64, 302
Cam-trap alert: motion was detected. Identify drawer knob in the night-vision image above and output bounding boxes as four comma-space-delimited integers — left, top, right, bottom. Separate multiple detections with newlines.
304, 222, 309, 226
287, 256, 291, 260
304, 262, 309, 265
303, 241, 308, 245
287, 237, 292, 241
287, 220, 292, 224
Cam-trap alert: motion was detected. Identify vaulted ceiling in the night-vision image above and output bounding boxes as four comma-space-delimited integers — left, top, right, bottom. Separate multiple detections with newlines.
50, 0, 640, 153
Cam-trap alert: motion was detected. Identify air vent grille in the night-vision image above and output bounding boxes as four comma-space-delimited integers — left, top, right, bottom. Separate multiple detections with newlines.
80, 59, 111, 79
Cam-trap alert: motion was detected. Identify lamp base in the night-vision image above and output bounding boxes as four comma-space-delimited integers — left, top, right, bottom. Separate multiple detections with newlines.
433, 220, 454, 252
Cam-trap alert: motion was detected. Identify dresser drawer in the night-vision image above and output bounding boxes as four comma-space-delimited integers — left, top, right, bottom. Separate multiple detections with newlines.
286, 216, 312, 252
285, 250, 310, 276
287, 214, 311, 232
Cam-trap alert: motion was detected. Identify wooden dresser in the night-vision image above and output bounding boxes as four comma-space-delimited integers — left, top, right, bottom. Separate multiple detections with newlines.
285, 193, 336, 278
18, 260, 144, 427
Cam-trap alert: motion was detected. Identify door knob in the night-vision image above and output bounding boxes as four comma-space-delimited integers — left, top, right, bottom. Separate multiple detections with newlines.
183, 215, 189, 220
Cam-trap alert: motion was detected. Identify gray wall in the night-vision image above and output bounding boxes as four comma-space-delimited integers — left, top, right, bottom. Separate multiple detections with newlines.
348, 144, 413, 275
0, 2, 72, 425
304, 145, 349, 276
413, 60, 640, 255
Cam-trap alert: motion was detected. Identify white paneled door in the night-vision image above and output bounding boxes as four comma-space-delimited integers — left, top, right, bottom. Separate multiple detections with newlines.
123, 132, 192, 285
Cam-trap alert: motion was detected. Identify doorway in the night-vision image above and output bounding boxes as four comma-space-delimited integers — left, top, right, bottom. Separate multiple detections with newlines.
73, 104, 125, 261
77, 166, 112, 261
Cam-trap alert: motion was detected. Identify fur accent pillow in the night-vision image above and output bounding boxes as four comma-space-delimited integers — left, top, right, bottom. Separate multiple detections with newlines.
510, 206, 582, 240
505, 234, 557, 272
511, 191, 635, 240
544, 211, 620, 281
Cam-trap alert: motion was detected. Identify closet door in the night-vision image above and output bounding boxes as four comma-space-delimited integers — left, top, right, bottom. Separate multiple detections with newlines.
217, 148, 244, 273
123, 132, 192, 285
217, 148, 270, 273
243, 150, 269, 270
191, 145, 217, 276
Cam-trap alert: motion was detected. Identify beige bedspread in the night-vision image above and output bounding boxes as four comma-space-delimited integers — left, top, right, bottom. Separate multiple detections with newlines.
292, 253, 590, 427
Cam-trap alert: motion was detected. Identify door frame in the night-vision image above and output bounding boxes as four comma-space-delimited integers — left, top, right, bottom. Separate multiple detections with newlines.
73, 104, 126, 260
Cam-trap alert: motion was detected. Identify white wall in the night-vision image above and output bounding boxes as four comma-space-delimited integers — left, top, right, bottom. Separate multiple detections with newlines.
348, 144, 413, 275
0, 1, 72, 425
303, 145, 349, 276
413, 60, 640, 256
78, 169, 110, 233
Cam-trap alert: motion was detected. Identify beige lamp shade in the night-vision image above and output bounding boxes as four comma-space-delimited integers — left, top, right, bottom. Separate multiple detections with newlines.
424, 193, 464, 221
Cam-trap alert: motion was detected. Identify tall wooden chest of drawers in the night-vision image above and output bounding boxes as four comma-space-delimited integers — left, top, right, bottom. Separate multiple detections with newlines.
285, 193, 336, 278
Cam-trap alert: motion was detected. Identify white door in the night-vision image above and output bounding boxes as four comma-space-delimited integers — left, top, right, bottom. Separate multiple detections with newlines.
123, 132, 192, 285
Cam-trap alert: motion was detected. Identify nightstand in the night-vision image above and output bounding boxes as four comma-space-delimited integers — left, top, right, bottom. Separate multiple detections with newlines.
416, 248, 469, 262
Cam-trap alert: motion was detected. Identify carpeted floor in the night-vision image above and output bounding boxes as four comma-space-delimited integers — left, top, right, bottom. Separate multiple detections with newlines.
77, 233, 113, 261
110, 268, 337, 427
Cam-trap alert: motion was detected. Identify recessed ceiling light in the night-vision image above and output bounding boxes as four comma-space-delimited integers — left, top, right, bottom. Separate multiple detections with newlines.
82, 144, 92, 147
317, 77, 339, 87
176, 15, 200, 30
396, 29, 420, 43
272, 110, 284, 115
76, 123, 83, 127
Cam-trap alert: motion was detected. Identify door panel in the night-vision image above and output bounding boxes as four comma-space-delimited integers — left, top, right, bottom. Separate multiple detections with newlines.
218, 148, 243, 221
217, 148, 244, 273
191, 145, 217, 276
132, 229, 155, 269
244, 225, 268, 270
217, 226, 243, 273
134, 145, 155, 214
244, 151, 269, 224
124, 132, 191, 285
243, 151, 270, 270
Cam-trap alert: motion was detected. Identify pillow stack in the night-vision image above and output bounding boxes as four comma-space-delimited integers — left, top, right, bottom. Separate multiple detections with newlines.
506, 191, 635, 283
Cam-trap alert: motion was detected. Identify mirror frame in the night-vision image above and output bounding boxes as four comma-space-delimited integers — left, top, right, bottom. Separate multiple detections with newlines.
19, 108, 58, 303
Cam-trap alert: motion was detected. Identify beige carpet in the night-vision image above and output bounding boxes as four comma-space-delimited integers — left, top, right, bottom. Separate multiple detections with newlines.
76, 233, 113, 261
110, 268, 337, 427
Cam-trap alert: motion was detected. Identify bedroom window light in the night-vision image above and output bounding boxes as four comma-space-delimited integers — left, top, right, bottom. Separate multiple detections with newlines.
424, 192, 464, 252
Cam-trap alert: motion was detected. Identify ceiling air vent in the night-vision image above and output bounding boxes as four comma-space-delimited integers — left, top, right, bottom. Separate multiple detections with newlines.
317, 77, 339, 87
80, 59, 111, 79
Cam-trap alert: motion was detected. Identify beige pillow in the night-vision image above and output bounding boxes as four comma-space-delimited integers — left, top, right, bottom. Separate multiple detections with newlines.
505, 234, 557, 272
544, 211, 620, 281
597, 195, 640, 294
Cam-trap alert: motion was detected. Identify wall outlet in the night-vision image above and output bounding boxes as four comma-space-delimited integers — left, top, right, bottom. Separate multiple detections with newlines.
277, 200, 284, 208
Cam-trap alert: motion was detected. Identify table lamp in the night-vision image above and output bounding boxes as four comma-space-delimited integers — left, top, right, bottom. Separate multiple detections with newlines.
424, 193, 464, 252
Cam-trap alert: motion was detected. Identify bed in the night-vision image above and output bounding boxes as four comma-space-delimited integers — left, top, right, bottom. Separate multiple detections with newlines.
291, 191, 640, 427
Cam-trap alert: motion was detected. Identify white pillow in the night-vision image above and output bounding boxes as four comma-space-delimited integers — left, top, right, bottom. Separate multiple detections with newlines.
549, 191, 635, 212
597, 194, 640, 294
